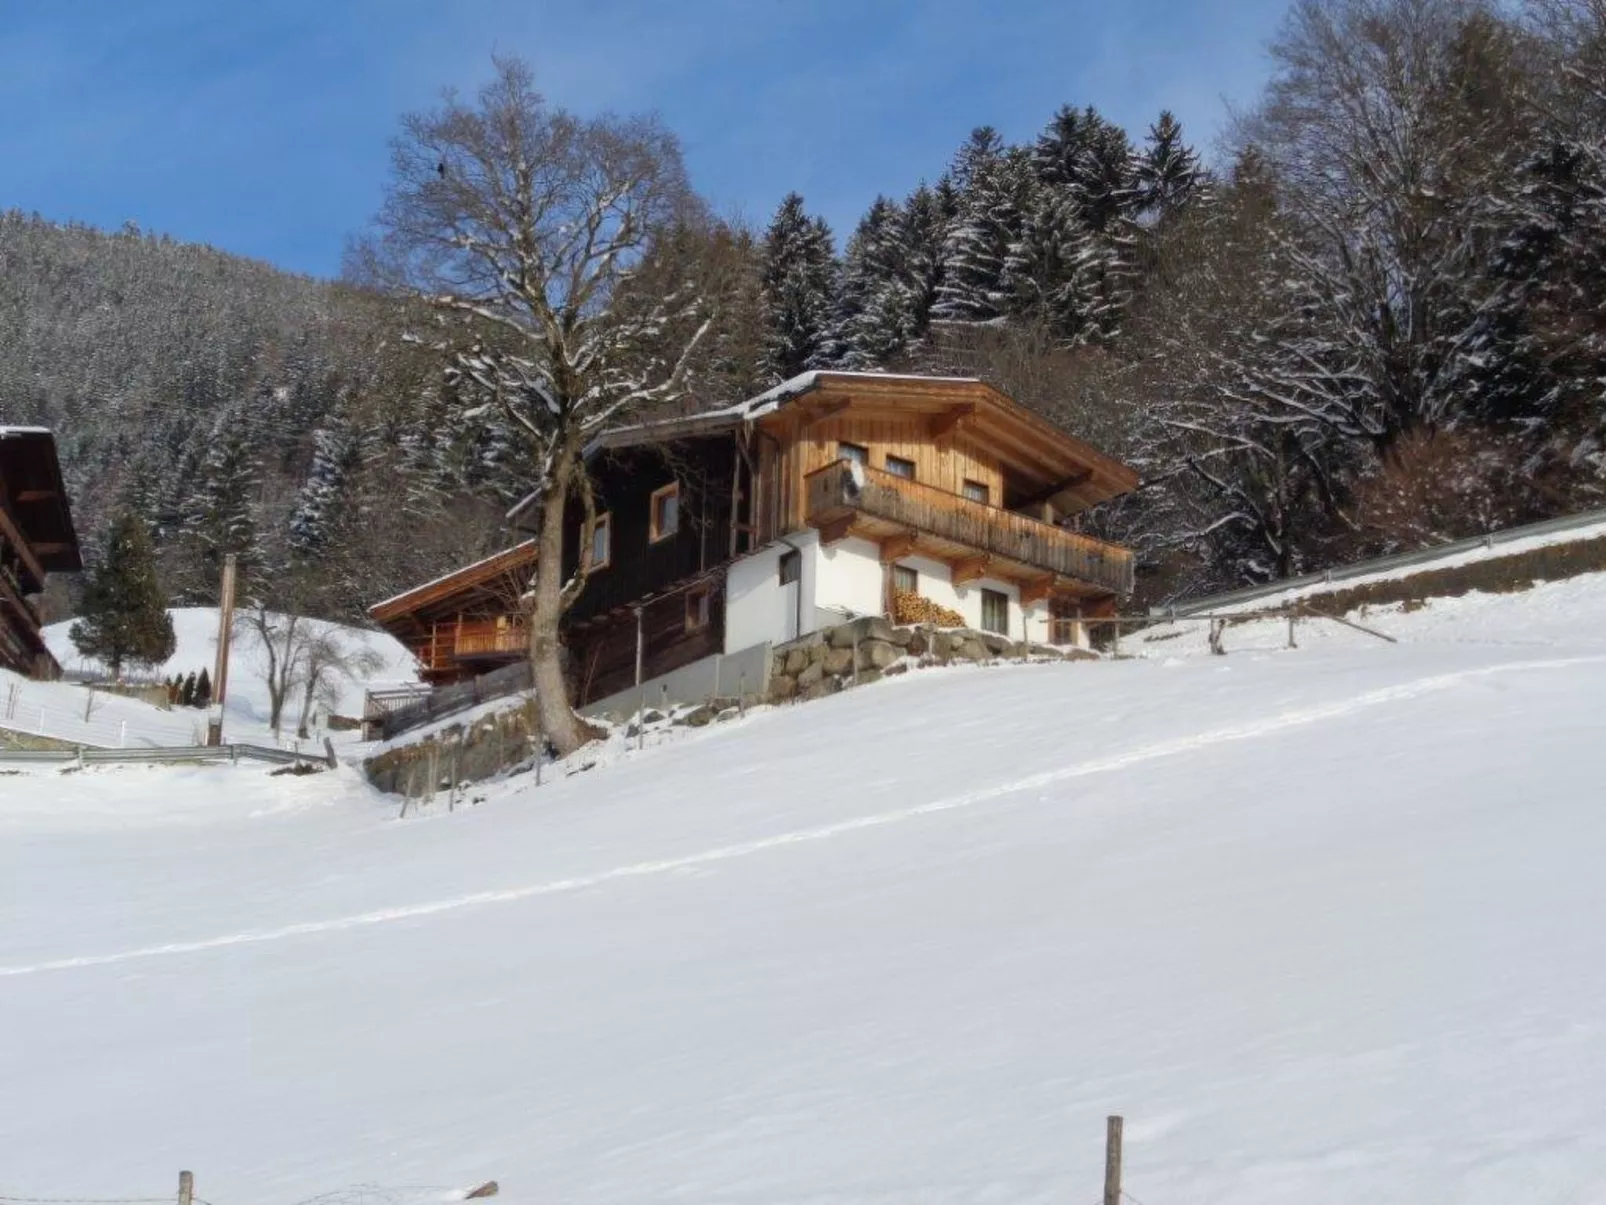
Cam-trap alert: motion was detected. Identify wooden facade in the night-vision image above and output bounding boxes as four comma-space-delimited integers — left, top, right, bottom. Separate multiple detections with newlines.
370, 372, 1141, 706
0, 429, 81, 679
368, 542, 536, 685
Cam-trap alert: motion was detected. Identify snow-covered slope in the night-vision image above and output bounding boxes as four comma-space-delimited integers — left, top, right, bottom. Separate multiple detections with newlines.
41, 606, 417, 744
4, 580, 1606, 1205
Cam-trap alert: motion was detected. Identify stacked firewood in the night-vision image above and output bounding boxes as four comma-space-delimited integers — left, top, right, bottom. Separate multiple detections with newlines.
892, 589, 965, 628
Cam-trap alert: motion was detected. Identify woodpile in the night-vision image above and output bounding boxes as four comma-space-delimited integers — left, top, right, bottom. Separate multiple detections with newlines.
892, 589, 965, 628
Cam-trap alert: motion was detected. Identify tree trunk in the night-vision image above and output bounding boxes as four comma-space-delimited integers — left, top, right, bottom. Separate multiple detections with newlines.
527, 458, 601, 756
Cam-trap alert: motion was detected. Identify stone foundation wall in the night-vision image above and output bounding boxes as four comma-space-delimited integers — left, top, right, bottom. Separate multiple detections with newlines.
364, 700, 543, 796
767, 616, 1095, 704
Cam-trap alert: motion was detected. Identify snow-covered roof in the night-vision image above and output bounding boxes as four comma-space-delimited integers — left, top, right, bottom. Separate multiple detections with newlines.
0, 426, 55, 438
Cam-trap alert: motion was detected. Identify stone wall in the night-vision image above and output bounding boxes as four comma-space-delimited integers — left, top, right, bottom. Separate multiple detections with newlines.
364, 699, 543, 797
767, 616, 1095, 704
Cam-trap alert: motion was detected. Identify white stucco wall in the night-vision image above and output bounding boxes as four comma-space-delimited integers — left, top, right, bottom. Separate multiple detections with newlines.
726, 533, 1090, 651
888, 554, 1023, 638
725, 532, 818, 654
813, 536, 886, 627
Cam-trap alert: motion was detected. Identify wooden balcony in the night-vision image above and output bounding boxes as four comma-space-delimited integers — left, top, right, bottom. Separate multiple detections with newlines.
804, 461, 1134, 598
419, 618, 526, 673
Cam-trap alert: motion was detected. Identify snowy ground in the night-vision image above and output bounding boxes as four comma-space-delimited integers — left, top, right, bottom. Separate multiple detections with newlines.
3, 578, 1605, 1205
14, 607, 417, 748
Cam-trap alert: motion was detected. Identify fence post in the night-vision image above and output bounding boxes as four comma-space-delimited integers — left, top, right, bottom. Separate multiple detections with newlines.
1287, 609, 1298, 650
178, 1170, 194, 1205
120, 720, 127, 748
1103, 1116, 1123, 1205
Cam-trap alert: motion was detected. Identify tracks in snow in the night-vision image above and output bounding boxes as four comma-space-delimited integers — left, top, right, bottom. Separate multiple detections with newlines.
3, 655, 1596, 980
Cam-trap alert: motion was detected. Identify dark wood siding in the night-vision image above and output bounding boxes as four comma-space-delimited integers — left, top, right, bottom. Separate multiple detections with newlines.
569, 583, 725, 704
564, 437, 737, 623
560, 435, 738, 702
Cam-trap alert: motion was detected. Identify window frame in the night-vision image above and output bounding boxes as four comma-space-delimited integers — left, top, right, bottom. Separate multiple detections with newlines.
979, 587, 1010, 636
778, 549, 801, 586
838, 441, 869, 468
961, 479, 991, 505
891, 564, 919, 595
884, 455, 917, 480
587, 511, 612, 570
649, 482, 681, 543
685, 583, 713, 632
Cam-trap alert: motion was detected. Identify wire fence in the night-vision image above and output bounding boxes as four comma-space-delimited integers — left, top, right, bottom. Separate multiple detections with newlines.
1, 677, 202, 748
1156, 503, 1606, 617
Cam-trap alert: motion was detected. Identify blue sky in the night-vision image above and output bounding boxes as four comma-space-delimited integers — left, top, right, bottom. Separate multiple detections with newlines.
1, 0, 1289, 279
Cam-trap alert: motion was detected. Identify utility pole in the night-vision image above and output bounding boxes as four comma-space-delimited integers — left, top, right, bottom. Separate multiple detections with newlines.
1103, 1115, 1123, 1205
207, 553, 238, 747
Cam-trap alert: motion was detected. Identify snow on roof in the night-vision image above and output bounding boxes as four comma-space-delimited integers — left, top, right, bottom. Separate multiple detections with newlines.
742, 370, 982, 414
0, 426, 55, 438
368, 540, 536, 615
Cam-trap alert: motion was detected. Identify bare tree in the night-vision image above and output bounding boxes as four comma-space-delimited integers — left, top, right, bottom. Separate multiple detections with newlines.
294, 629, 385, 739
354, 57, 715, 754
239, 603, 305, 734
1241, 0, 1537, 446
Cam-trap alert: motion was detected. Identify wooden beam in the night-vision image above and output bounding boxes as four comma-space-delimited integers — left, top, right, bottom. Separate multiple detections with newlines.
1019, 576, 1055, 606
878, 532, 918, 564
1018, 467, 1094, 509
796, 399, 852, 430
926, 403, 976, 439
0, 504, 45, 588
13, 489, 57, 504
817, 515, 855, 546
950, 554, 990, 586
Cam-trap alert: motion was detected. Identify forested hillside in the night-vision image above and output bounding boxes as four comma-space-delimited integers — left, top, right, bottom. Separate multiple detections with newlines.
757, 0, 1606, 595
0, 213, 523, 621
3, 0, 1602, 617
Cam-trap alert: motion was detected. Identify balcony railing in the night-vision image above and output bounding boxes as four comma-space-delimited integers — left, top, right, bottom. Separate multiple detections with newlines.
420, 619, 526, 672
805, 461, 1135, 596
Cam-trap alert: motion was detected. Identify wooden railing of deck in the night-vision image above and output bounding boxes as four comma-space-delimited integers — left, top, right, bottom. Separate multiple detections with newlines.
420, 618, 525, 670
805, 461, 1135, 596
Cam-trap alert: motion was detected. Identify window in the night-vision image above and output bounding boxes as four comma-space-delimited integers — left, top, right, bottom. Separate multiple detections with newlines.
838, 442, 868, 467
778, 549, 801, 585
980, 588, 1010, 636
962, 479, 990, 505
685, 585, 713, 631
649, 483, 680, 542
588, 512, 611, 569
884, 455, 916, 480
891, 564, 918, 595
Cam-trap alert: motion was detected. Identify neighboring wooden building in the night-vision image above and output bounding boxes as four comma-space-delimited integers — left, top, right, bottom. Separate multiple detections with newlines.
370, 372, 1139, 705
0, 428, 82, 679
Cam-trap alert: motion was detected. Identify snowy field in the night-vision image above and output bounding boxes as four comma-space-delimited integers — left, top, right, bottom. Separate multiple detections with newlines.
15, 607, 417, 747
3, 577, 1606, 1205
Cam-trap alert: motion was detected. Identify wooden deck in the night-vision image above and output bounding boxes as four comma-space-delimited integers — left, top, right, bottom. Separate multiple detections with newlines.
804, 461, 1135, 599
417, 618, 526, 675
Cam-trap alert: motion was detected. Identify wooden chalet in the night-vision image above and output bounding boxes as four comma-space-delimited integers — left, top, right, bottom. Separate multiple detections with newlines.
0, 428, 82, 679
369, 541, 536, 686
370, 372, 1139, 706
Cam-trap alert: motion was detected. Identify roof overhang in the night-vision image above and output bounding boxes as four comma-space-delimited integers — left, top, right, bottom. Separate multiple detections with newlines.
368, 540, 537, 630
0, 428, 82, 577
749, 373, 1140, 513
